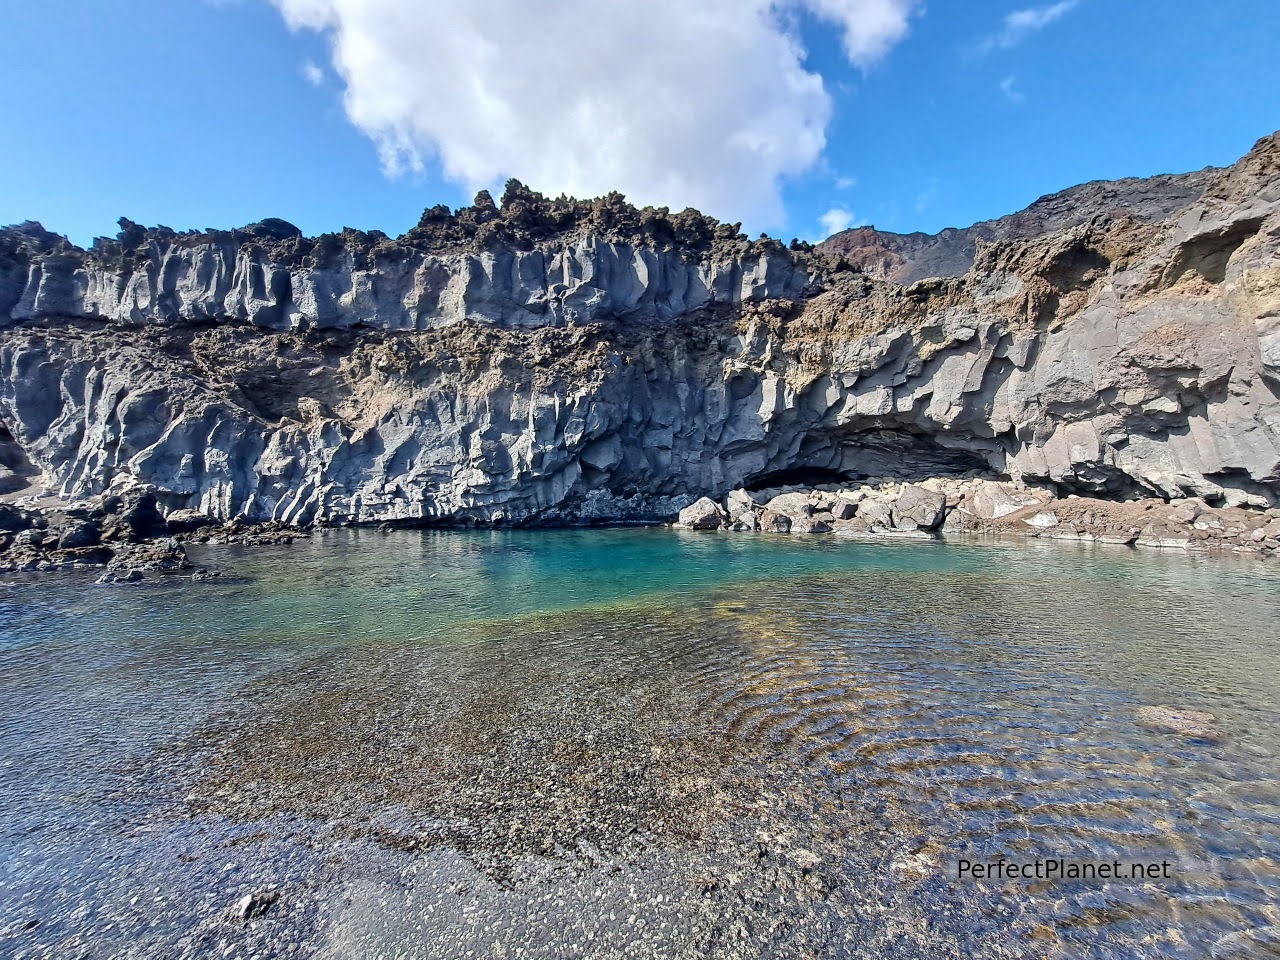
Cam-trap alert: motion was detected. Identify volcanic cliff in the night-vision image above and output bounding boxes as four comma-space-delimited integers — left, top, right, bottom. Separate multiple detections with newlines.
1, 134, 1277, 526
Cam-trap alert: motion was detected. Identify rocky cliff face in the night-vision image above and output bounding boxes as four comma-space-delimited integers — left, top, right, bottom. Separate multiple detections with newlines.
815, 167, 1219, 285
1, 137, 1277, 526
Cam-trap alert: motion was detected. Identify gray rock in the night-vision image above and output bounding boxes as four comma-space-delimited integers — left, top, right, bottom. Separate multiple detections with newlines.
228, 890, 280, 923
1026, 511, 1059, 529
830, 498, 858, 521
1136, 527, 1191, 549
891, 485, 947, 531
55, 519, 101, 549
105, 538, 193, 573
12, 528, 46, 548
857, 498, 894, 529
0, 503, 31, 532
165, 508, 217, 534
790, 517, 832, 534
758, 510, 791, 533
762, 493, 814, 520
969, 483, 1027, 520
676, 497, 726, 531
97, 568, 144, 585
1136, 705, 1221, 742
833, 516, 872, 534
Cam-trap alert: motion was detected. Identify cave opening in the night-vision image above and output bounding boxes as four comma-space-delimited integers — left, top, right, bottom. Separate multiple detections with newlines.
743, 430, 1002, 493
744, 467, 851, 491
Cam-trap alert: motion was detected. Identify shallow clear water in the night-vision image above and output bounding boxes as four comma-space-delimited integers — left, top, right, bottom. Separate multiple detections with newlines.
1, 529, 1279, 959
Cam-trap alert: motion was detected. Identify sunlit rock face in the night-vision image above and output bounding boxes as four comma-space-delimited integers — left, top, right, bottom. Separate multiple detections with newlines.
1, 137, 1278, 525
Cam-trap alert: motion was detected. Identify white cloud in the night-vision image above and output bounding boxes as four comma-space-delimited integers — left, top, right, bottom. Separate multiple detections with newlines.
302, 59, 324, 86
268, 0, 921, 230
835, 175, 858, 190
801, 0, 921, 68
979, 1, 1078, 53
819, 206, 860, 237
1000, 75, 1025, 102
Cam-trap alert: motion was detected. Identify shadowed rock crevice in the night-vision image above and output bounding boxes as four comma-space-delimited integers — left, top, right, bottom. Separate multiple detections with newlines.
1162, 216, 1266, 286
744, 467, 851, 491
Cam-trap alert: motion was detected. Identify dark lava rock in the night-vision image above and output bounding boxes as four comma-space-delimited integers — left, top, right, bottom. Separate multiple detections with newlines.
55, 519, 101, 549
0, 503, 32, 532
104, 537, 194, 575
99, 489, 169, 541
96, 568, 144, 584
164, 508, 218, 534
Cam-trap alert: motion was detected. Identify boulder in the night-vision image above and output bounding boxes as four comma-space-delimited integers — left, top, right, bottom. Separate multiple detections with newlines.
857, 497, 894, 529
12, 528, 46, 548
0, 503, 32, 532
96, 568, 144, 585
57, 545, 113, 565
1168, 499, 1203, 524
892, 485, 947, 531
969, 483, 1026, 520
677, 497, 726, 530
790, 517, 833, 534
165, 508, 218, 534
1026, 511, 1059, 529
1136, 523, 1191, 549
758, 510, 791, 533
763, 492, 814, 520
56, 519, 102, 549
0, 464, 20, 494
831, 498, 858, 521
833, 516, 872, 534
100, 488, 168, 541
105, 538, 194, 574
811, 491, 838, 511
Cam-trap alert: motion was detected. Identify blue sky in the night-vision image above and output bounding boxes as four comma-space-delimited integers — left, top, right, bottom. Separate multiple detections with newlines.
1, 0, 1277, 248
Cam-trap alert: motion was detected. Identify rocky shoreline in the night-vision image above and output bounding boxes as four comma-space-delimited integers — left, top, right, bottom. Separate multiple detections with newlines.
3, 474, 1277, 583
676, 476, 1280, 556
0, 487, 307, 579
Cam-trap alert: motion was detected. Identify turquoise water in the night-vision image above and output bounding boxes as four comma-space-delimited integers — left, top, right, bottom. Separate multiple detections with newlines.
1, 529, 1279, 958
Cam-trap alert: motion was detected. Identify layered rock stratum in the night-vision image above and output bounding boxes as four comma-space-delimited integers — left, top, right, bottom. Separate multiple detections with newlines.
1, 135, 1278, 529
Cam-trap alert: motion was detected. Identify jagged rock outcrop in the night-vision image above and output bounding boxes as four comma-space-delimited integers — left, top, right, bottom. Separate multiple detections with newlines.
0, 188, 808, 332
1, 136, 1278, 527
816, 168, 1219, 285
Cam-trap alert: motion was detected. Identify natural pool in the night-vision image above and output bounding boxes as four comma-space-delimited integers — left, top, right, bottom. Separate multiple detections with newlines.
1, 528, 1279, 959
